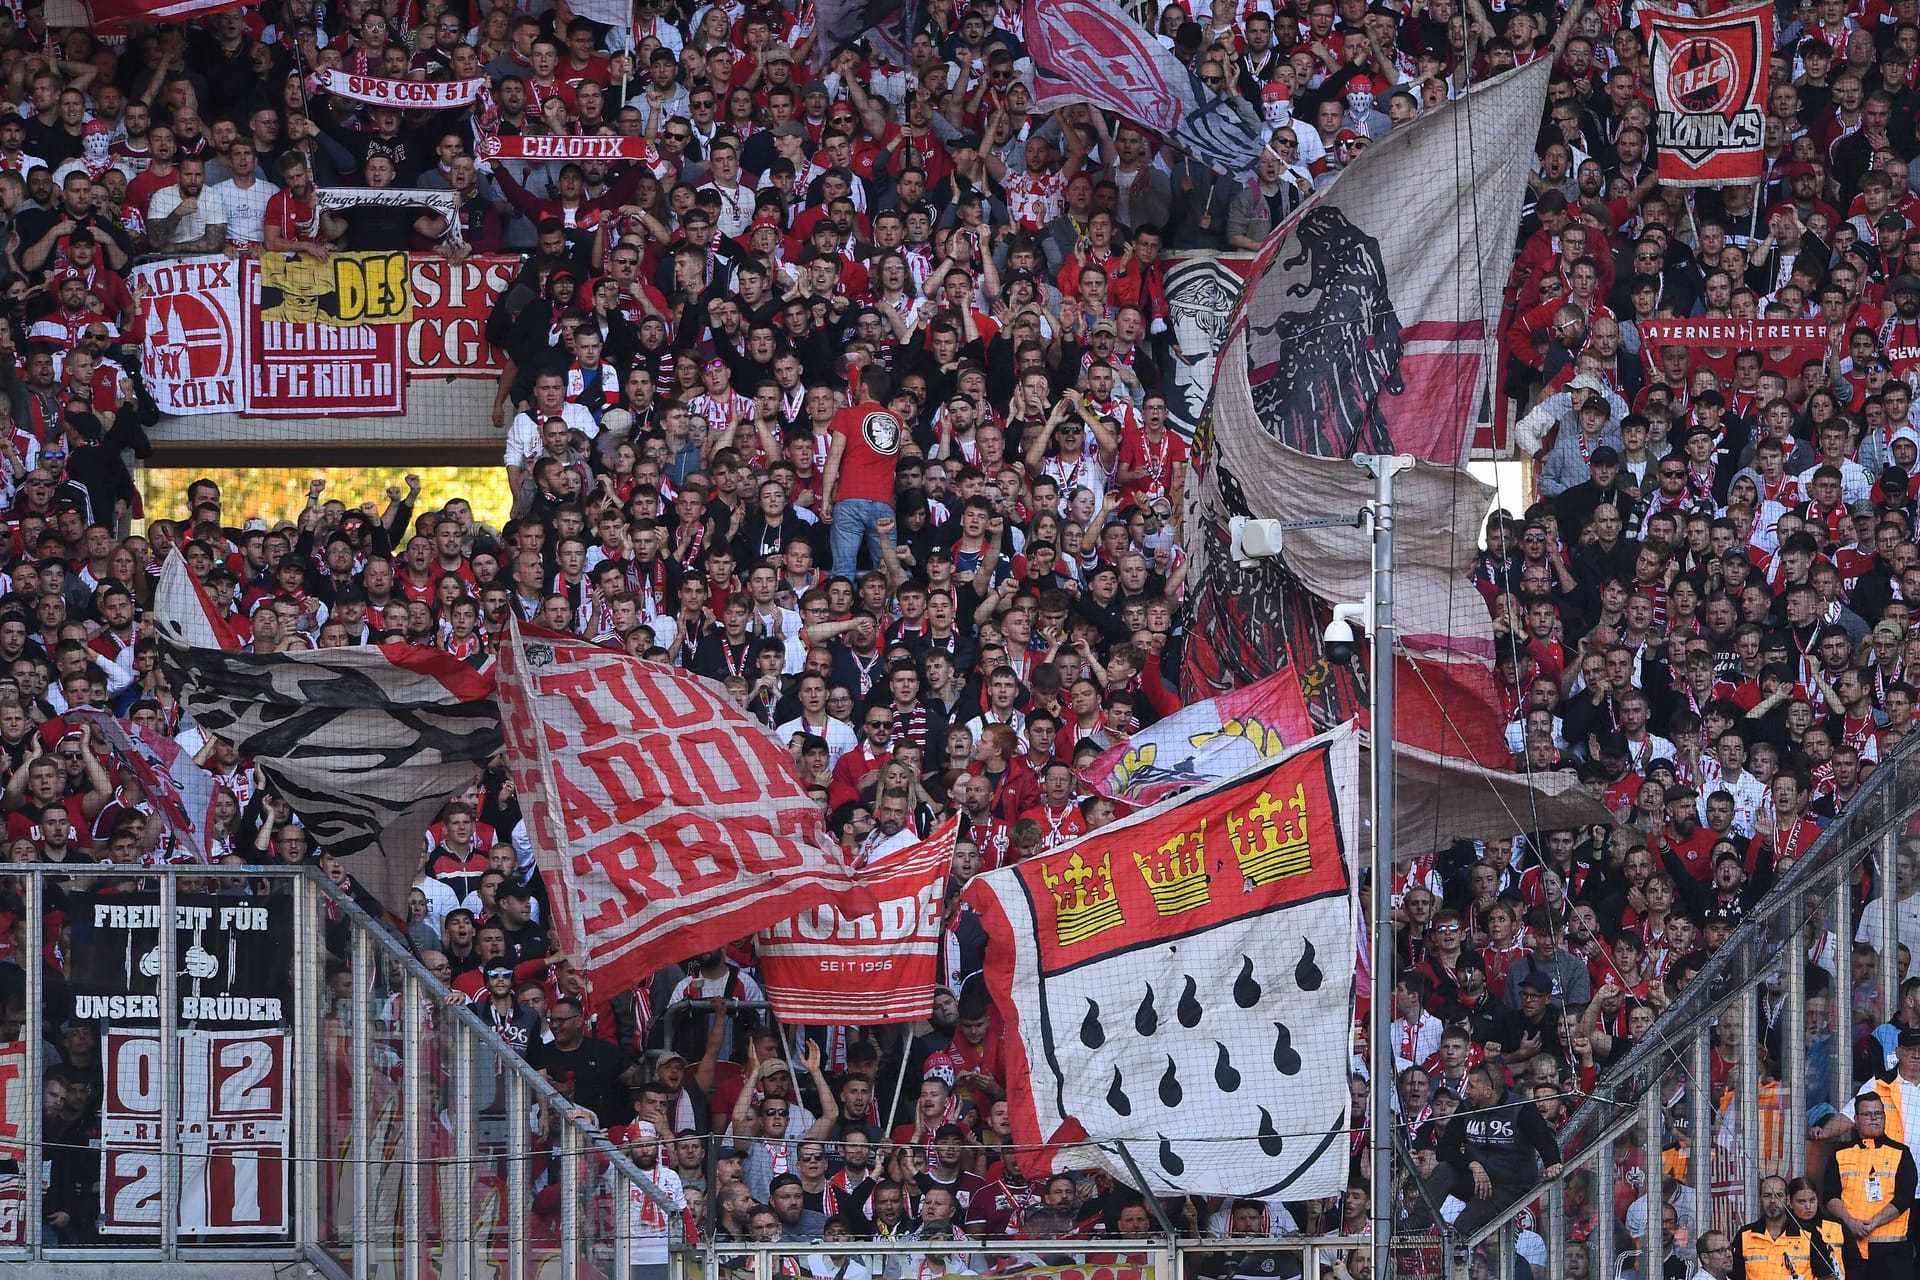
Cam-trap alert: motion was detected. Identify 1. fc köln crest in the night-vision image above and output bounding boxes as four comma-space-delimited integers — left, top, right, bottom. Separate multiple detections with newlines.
1647, 3, 1771, 186
965, 727, 1359, 1197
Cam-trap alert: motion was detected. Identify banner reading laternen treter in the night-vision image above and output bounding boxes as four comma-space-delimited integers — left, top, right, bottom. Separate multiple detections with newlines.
1647, 3, 1771, 187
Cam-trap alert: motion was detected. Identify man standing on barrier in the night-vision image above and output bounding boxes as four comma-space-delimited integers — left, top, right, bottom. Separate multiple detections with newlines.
1424, 1062, 1562, 1237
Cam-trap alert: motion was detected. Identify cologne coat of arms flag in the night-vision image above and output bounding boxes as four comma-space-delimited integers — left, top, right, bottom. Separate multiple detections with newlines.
964, 725, 1359, 1197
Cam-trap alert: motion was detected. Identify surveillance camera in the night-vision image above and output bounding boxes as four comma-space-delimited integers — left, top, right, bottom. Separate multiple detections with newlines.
1322, 616, 1358, 667
1229, 516, 1286, 567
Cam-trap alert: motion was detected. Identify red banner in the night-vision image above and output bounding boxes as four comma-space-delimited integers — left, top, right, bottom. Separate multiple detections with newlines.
405, 255, 515, 378
1637, 318, 1829, 352
480, 134, 663, 163
71, 711, 220, 861
102, 1030, 290, 1235
966, 727, 1358, 1196
243, 262, 403, 418
1648, 3, 1771, 187
759, 817, 958, 1023
496, 623, 870, 990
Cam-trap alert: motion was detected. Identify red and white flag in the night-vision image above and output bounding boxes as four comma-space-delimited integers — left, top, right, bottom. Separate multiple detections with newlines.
496, 623, 868, 993
155, 551, 239, 652
1648, 3, 1771, 187
1086, 670, 1314, 808
759, 817, 958, 1024
966, 726, 1359, 1196
1022, 0, 1262, 177
70, 712, 220, 862
1184, 60, 1551, 724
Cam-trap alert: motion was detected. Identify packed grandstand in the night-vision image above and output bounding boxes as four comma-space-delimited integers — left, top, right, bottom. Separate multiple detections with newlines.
2, 0, 1920, 1274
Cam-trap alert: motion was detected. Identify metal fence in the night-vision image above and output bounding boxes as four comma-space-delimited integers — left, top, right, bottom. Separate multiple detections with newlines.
0, 861, 673, 1277
1456, 729, 1920, 1278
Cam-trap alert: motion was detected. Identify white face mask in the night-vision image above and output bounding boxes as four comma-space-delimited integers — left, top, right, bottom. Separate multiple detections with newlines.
1347, 91, 1373, 113
83, 132, 111, 166
1264, 99, 1292, 127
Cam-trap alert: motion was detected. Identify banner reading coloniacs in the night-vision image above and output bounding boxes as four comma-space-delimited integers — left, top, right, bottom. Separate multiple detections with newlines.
133, 256, 241, 416
966, 727, 1359, 1196
759, 817, 958, 1024
496, 623, 870, 991
1648, 3, 1771, 186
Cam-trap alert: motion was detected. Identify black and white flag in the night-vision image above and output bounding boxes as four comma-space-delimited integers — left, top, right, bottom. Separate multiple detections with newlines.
155, 554, 502, 866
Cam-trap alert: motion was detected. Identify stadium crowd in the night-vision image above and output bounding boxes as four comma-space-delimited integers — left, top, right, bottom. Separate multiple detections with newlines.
6, 0, 1920, 1270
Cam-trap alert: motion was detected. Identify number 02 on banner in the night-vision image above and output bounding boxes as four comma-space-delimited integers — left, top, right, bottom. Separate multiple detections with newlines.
100, 1029, 290, 1235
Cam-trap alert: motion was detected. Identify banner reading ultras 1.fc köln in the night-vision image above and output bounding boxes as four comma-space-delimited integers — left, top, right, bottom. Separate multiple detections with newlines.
1648, 2, 1772, 186
965, 726, 1359, 1197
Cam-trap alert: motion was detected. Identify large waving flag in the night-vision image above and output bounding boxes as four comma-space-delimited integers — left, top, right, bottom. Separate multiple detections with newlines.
496, 623, 871, 992
1183, 60, 1553, 729
154, 553, 502, 872
966, 726, 1360, 1196
1022, 0, 1264, 177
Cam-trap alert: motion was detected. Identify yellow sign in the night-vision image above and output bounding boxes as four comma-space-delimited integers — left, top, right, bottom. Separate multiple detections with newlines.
259, 251, 414, 326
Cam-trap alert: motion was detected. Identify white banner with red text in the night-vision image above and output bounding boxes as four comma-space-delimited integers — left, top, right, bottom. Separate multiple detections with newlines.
759, 817, 958, 1023
311, 69, 486, 110
134, 254, 516, 418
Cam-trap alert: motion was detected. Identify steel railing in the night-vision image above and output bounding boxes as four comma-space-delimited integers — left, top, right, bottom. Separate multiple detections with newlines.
1455, 728, 1920, 1277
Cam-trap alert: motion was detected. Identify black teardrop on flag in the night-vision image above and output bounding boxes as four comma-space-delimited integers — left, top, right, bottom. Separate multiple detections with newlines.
1258, 1107, 1285, 1156
1295, 939, 1322, 992
1234, 955, 1262, 1008
1159, 1136, 1185, 1176
1214, 1041, 1241, 1092
1108, 1067, 1132, 1117
1081, 1000, 1105, 1049
1178, 975, 1202, 1027
1159, 1055, 1183, 1107
1136, 985, 1158, 1036
1273, 1021, 1301, 1074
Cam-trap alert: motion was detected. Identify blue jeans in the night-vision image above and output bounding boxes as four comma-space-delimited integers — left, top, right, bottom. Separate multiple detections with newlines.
829, 497, 894, 580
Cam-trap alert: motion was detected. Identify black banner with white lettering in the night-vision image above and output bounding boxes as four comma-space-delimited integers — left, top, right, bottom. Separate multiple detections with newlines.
67, 893, 292, 1028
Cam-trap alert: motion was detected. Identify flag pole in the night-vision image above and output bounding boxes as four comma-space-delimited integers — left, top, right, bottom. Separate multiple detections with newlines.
1357, 452, 1413, 1278
883, 1029, 914, 1134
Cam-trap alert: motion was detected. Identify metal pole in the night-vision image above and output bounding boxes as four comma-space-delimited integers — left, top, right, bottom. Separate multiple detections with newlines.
1110, 1142, 1179, 1238
1737, 995, 1761, 1215
351, 928, 373, 1280
1784, 928, 1808, 1181
507, 1067, 528, 1280
292, 875, 321, 1256
1593, 1123, 1616, 1280
454, 1029, 478, 1280
158, 873, 179, 1256
1359, 451, 1413, 1274
402, 971, 423, 1280
1642, 1074, 1664, 1280
1834, 874, 1858, 1107
1688, 1030, 1711, 1232
21, 870, 40, 1261
1880, 829, 1900, 1026
560, 1120, 582, 1280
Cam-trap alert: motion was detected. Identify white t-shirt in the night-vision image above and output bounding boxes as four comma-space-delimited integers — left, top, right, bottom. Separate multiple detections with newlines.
148, 183, 227, 247
505, 401, 598, 468
619, 1165, 687, 1265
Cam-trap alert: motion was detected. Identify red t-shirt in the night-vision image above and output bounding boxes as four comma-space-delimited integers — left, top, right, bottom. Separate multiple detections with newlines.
829, 401, 902, 504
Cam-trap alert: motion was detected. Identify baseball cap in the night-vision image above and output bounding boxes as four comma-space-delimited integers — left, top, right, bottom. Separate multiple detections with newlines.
1874, 621, 1905, 642
762, 43, 795, 62
1569, 373, 1606, 392
1589, 445, 1620, 465
1892, 273, 1920, 294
